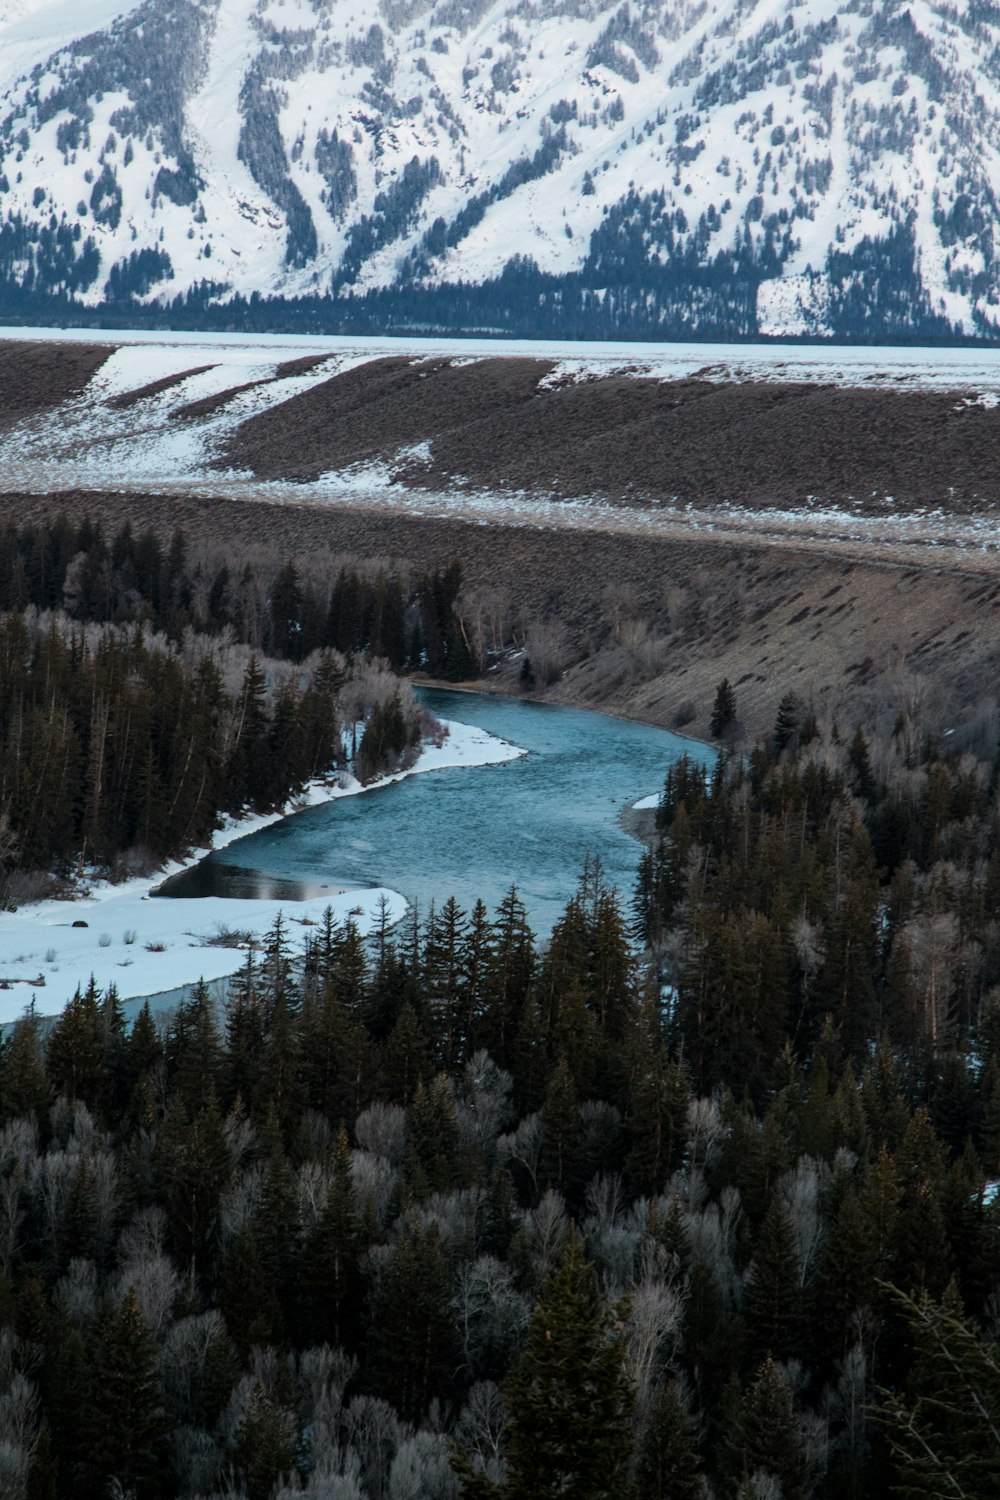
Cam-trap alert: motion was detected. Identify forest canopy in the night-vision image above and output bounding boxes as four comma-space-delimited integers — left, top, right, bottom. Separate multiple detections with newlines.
0, 518, 999, 1499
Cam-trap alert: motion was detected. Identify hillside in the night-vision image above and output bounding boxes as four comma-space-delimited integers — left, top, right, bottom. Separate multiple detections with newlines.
1, 330, 999, 742
3, 0, 1000, 337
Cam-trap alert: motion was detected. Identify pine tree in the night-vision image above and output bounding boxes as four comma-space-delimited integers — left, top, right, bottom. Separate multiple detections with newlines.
404, 1074, 461, 1198
743, 1193, 803, 1366
634, 1377, 703, 1500
46, 979, 105, 1108
876, 1284, 1000, 1500
367, 1222, 457, 1423
480, 887, 535, 1071
0, 1011, 50, 1122
155, 1090, 231, 1282
269, 558, 304, 660
719, 1358, 809, 1500
539, 1056, 580, 1194
772, 691, 801, 754
78, 1290, 169, 1499
165, 977, 223, 1115
624, 1038, 690, 1198
232, 1381, 298, 1500
301, 1125, 366, 1351
382, 999, 433, 1103
709, 678, 736, 739
500, 1229, 634, 1500
847, 726, 877, 804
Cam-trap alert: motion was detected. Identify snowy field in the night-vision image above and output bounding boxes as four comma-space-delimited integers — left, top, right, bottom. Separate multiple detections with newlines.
0, 715, 524, 1026
7, 325, 1000, 391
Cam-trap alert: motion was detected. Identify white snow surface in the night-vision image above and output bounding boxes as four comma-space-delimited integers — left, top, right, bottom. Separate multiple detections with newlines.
6, 324, 1000, 391
0, 714, 525, 1025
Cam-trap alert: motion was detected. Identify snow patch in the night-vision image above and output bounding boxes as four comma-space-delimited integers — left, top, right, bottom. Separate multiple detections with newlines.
756, 275, 833, 340
0, 715, 524, 1024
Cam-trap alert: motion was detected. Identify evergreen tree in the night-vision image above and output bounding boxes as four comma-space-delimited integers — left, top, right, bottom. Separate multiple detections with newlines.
876, 1284, 1000, 1500
367, 1222, 457, 1423
301, 1125, 366, 1350
743, 1193, 803, 1366
498, 1229, 634, 1500
78, 1290, 169, 1500
155, 1089, 231, 1282
719, 1358, 809, 1500
46, 979, 105, 1109
773, 691, 801, 754
633, 1377, 704, 1500
232, 1381, 298, 1500
709, 678, 736, 739
0, 1010, 50, 1122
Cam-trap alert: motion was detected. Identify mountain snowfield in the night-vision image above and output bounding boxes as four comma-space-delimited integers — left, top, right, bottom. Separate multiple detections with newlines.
1, 0, 1000, 337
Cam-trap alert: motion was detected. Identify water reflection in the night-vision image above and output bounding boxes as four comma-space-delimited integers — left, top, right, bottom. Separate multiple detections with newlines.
157, 689, 712, 933
154, 864, 350, 902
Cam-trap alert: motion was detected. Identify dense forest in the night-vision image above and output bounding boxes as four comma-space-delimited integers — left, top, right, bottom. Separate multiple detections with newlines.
0, 516, 477, 905
0, 212, 974, 345
0, 518, 999, 1498
0, 517, 473, 676
0, 662, 998, 1495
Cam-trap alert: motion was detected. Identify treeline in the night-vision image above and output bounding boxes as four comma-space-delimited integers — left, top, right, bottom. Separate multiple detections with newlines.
0, 854, 997, 1498
0, 612, 356, 881
0, 516, 476, 676
635, 717, 1000, 1087
0, 239, 976, 344
0, 513, 486, 896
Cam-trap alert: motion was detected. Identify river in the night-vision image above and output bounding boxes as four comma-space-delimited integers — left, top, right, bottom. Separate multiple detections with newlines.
157, 688, 713, 936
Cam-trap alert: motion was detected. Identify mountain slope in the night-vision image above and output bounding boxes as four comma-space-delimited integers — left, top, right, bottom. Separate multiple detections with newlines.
2, 0, 1000, 338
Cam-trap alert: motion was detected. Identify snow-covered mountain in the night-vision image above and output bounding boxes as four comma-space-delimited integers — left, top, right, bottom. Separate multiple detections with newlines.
2, 0, 1000, 339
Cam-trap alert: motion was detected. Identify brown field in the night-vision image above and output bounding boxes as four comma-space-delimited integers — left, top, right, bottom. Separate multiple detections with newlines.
218, 354, 1000, 514
0, 340, 114, 427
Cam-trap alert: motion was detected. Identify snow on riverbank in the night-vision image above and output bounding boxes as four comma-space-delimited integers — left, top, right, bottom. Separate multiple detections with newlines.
0, 716, 524, 1025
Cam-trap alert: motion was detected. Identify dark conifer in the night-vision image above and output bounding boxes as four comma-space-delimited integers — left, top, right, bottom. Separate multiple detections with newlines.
367, 1222, 457, 1423
709, 678, 736, 739
719, 1358, 809, 1500
501, 1229, 634, 1500
876, 1284, 1000, 1500
78, 1290, 169, 1500
231, 1381, 297, 1500
772, 691, 801, 754
0, 1010, 50, 1122
301, 1125, 365, 1350
46, 978, 105, 1108
633, 1377, 703, 1500
743, 1193, 803, 1366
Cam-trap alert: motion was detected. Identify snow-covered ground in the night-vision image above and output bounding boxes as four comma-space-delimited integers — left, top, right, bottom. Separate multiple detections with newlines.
6, 326, 1000, 392
0, 715, 524, 1025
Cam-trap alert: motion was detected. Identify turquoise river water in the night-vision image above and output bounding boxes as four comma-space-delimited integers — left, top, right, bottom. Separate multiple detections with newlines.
157, 688, 713, 935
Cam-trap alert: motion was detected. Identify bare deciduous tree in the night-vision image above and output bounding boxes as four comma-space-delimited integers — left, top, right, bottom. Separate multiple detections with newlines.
496, 1112, 542, 1198
388, 1430, 460, 1500
354, 1103, 407, 1163
624, 1275, 683, 1407
453, 1255, 529, 1380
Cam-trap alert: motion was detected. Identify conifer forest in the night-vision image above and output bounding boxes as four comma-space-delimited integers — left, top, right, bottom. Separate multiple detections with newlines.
0, 518, 999, 1500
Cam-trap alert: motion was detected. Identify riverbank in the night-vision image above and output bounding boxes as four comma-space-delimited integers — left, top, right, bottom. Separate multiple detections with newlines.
0, 715, 524, 1025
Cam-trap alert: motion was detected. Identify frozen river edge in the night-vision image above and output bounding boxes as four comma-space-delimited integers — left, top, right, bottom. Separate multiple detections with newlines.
0, 717, 525, 1026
